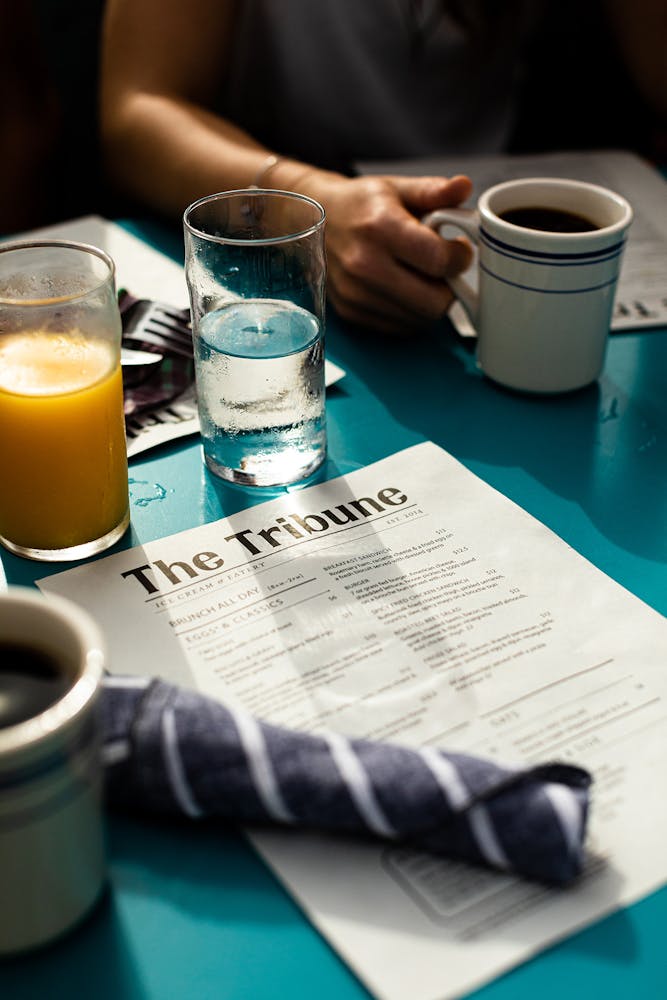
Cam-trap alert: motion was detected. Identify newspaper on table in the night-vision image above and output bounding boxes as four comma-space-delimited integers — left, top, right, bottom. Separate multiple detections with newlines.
358, 148, 667, 335
39, 441, 667, 1000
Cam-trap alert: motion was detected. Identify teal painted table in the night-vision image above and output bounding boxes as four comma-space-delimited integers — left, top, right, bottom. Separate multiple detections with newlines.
2, 218, 666, 1000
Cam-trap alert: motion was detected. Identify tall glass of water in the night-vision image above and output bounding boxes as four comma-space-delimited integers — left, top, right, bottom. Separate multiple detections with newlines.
183, 189, 327, 487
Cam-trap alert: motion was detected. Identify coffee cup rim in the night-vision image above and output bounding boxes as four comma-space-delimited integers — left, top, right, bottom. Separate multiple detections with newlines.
479, 177, 633, 239
0, 587, 105, 760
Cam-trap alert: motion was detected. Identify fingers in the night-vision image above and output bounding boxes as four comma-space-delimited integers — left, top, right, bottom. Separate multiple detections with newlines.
391, 173, 473, 214
331, 221, 471, 312
344, 184, 472, 283
431, 234, 474, 278
381, 210, 474, 281
327, 253, 457, 334
329, 289, 448, 336
317, 172, 474, 335
387, 173, 474, 277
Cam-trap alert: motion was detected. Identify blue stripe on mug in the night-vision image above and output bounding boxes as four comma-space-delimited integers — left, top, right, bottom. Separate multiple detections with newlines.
480, 227, 626, 261
479, 262, 620, 295
480, 231, 625, 268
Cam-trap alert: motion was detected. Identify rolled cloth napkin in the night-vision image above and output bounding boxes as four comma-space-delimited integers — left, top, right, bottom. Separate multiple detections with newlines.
100, 676, 592, 885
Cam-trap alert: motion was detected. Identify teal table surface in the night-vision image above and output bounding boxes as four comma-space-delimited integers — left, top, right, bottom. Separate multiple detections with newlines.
2, 218, 666, 1000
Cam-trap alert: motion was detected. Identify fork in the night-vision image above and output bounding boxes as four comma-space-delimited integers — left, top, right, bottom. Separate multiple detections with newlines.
119, 290, 193, 359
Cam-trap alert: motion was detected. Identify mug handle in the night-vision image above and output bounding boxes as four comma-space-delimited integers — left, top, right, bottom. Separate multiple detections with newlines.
422, 208, 480, 331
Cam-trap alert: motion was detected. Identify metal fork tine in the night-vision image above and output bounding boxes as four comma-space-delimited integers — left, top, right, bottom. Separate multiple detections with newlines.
147, 314, 193, 340
120, 295, 194, 358
143, 328, 193, 354
123, 329, 194, 358
154, 303, 191, 323
143, 319, 193, 349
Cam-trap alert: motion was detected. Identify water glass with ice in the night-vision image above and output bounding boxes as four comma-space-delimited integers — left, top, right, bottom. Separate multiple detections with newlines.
183, 189, 327, 487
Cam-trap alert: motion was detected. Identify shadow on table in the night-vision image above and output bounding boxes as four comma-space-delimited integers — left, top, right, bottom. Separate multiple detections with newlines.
1, 815, 369, 1000
1, 805, 638, 1000
0, 882, 146, 1000
328, 316, 667, 567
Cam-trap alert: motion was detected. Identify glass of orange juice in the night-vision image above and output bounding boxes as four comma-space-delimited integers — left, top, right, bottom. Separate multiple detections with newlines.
0, 240, 130, 561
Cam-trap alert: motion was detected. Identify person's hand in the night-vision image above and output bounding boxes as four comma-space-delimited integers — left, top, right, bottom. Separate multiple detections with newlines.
304, 172, 474, 334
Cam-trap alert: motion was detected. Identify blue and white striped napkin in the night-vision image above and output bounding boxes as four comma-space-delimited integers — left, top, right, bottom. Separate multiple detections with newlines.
100, 676, 591, 885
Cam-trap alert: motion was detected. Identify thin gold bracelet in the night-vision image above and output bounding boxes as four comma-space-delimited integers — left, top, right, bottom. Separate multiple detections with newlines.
252, 153, 281, 188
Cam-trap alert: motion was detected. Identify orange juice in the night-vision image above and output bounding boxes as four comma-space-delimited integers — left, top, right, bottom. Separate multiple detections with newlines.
0, 330, 129, 552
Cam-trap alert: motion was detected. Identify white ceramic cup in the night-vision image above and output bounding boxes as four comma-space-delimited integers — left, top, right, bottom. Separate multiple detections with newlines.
0, 587, 107, 955
423, 177, 633, 393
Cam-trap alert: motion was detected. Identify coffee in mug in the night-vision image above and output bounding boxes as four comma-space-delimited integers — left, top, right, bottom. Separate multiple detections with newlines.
498, 206, 599, 233
423, 177, 633, 393
0, 643, 73, 727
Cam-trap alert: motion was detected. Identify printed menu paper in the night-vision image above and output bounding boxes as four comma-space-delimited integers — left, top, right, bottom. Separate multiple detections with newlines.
39, 442, 667, 1000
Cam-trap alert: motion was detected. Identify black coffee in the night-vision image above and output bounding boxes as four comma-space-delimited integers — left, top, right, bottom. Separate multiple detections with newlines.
499, 206, 599, 233
0, 642, 72, 728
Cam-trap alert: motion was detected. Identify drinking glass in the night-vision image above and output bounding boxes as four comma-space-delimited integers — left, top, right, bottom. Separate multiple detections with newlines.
183, 189, 327, 487
0, 240, 130, 561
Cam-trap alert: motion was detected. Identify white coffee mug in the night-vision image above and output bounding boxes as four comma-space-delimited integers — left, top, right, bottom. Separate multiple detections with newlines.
424, 177, 633, 393
0, 587, 107, 955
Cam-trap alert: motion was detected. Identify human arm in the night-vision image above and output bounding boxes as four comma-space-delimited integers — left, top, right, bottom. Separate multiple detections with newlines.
100, 0, 473, 333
